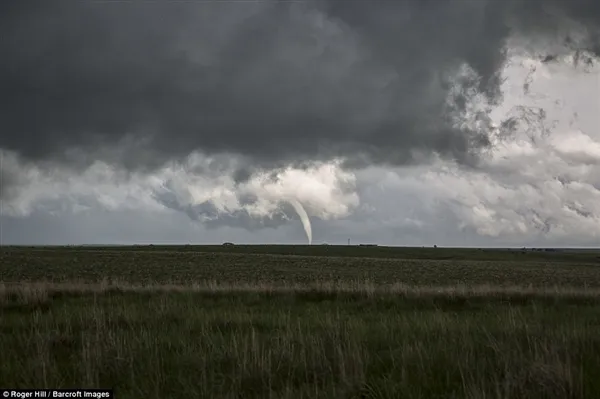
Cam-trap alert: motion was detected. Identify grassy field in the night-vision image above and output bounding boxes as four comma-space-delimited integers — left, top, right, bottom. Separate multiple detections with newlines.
2, 245, 600, 398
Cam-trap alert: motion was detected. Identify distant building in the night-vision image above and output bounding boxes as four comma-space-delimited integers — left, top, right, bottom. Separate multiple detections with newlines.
222, 242, 235, 246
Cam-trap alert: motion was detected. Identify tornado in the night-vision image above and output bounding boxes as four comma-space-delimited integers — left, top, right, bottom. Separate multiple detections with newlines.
289, 199, 312, 245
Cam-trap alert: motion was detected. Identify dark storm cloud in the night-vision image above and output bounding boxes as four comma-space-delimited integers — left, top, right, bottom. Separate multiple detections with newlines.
0, 161, 21, 202
0, 151, 30, 202
1, 0, 600, 173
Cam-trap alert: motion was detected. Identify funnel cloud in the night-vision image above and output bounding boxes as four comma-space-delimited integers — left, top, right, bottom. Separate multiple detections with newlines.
289, 199, 313, 245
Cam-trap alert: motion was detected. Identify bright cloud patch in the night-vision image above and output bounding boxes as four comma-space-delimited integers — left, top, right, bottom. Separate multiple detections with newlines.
382, 55, 600, 243
1, 151, 359, 230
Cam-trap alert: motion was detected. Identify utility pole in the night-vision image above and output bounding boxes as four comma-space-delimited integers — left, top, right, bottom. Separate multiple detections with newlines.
348, 238, 350, 246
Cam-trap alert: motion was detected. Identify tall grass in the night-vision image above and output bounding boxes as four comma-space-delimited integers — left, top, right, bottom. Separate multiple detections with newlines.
2, 281, 600, 398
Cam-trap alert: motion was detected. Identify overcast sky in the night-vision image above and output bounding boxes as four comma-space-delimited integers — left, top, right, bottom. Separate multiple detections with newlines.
1, 0, 600, 247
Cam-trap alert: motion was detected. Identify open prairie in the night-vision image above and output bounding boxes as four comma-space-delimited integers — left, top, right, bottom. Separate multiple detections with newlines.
2, 245, 600, 398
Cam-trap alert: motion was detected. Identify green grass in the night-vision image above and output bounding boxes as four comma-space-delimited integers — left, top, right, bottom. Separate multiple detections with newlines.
9, 244, 600, 263
2, 246, 600, 398
2, 247, 600, 287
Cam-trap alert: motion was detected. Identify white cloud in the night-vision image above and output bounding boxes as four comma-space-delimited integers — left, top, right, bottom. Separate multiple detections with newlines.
1, 151, 359, 227
373, 53, 600, 243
